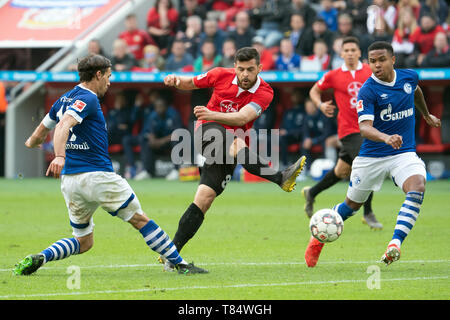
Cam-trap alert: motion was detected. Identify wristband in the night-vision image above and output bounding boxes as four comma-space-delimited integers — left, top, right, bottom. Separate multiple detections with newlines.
55, 155, 65, 159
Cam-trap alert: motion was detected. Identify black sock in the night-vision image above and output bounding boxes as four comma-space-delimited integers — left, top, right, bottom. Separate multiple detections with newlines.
236, 147, 282, 185
309, 168, 340, 198
172, 203, 204, 252
363, 192, 374, 216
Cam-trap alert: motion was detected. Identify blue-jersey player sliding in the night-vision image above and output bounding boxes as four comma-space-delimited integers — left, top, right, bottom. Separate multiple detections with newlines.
305, 41, 441, 267
14, 54, 207, 275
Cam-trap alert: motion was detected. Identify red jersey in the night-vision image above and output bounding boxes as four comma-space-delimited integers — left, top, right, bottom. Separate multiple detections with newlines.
317, 61, 372, 139
119, 29, 155, 60
192, 67, 274, 133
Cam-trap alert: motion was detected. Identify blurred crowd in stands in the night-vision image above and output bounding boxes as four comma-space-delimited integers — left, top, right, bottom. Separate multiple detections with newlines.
0, 0, 449, 178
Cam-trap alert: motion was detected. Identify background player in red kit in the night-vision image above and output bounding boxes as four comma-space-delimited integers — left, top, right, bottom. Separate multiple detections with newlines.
303, 37, 383, 230
161, 47, 306, 271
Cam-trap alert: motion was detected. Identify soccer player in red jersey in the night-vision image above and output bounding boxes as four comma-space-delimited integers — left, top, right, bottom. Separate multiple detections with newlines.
161, 47, 306, 271
303, 36, 383, 230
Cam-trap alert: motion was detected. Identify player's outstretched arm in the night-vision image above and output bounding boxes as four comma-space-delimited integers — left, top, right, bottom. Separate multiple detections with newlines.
414, 86, 441, 128
359, 120, 403, 150
164, 74, 198, 91
194, 104, 258, 127
25, 122, 51, 148
46, 113, 78, 179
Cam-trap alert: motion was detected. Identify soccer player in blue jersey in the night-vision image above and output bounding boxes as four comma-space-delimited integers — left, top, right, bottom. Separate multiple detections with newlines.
14, 54, 207, 275
304, 41, 441, 267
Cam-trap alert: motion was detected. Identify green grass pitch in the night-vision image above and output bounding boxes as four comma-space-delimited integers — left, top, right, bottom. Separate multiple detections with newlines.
0, 177, 449, 300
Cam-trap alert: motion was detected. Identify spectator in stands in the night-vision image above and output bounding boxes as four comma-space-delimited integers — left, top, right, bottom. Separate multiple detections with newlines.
199, 19, 226, 58
146, 0, 179, 52
279, 89, 306, 167
194, 39, 222, 72
419, 0, 448, 26
218, 39, 237, 68
253, 0, 289, 48
299, 17, 335, 56
367, 0, 397, 35
132, 44, 165, 72
318, 0, 339, 32
106, 92, 135, 145
392, 7, 418, 68
177, 0, 207, 33
301, 98, 338, 169
275, 38, 301, 71
178, 15, 203, 59
134, 98, 183, 181
68, 39, 108, 71
251, 36, 275, 71
300, 39, 330, 71
284, 13, 307, 55
227, 10, 255, 49
281, 0, 317, 31
329, 36, 345, 69
110, 38, 139, 71
119, 13, 156, 62
406, 13, 445, 67
248, 0, 266, 31
368, 9, 394, 43
395, 0, 421, 23
419, 31, 450, 67
165, 39, 194, 71
343, 0, 369, 35
122, 91, 158, 179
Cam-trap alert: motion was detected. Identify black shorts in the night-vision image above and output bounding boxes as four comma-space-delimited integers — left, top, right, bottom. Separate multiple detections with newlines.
194, 122, 237, 196
338, 133, 364, 165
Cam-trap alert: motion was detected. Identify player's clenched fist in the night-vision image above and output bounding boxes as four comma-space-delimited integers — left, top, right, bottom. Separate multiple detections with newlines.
194, 105, 213, 120
164, 74, 180, 87
385, 134, 403, 150
423, 114, 441, 128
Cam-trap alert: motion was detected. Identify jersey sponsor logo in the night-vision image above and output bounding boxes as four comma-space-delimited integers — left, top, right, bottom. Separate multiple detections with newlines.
403, 83, 412, 94
347, 81, 363, 108
65, 142, 90, 150
220, 100, 238, 113
380, 93, 388, 99
380, 104, 414, 121
356, 99, 364, 112
72, 100, 87, 112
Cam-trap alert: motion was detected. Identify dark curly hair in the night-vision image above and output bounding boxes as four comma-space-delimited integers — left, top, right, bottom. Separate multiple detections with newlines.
77, 54, 112, 82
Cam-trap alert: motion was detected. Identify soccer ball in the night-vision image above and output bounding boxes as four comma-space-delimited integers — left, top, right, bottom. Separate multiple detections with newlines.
309, 209, 344, 243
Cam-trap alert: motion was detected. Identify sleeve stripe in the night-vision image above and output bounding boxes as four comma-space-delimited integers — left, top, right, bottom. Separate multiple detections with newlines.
66, 109, 83, 123
42, 113, 56, 129
247, 102, 262, 116
358, 114, 374, 123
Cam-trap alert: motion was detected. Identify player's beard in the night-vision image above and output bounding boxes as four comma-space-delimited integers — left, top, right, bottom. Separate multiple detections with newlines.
237, 77, 256, 90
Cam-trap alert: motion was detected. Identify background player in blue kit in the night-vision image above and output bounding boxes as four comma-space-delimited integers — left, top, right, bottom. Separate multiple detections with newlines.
13, 54, 206, 275
305, 41, 441, 267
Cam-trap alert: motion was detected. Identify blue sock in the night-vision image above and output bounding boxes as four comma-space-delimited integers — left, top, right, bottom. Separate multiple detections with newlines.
41, 238, 80, 264
333, 201, 356, 221
390, 191, 423, 248
139, 220, 184, 266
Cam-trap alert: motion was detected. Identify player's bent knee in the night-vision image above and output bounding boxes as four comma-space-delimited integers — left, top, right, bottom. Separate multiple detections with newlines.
128, 212, 150, 230
402, 175, 426, 194
194, 185, 216, 213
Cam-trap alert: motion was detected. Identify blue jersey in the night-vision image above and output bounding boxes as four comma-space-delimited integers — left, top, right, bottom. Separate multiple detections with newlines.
44, 84, 113, 174
356, 69, 419, 157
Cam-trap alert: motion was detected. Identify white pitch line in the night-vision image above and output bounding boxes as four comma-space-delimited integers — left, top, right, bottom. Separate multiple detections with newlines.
0, 276, 448, 299
3, 259, 450, 272
1, 259, 450, 273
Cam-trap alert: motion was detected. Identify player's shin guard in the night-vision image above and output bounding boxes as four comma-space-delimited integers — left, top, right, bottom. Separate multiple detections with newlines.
389, 191, 424, 248
236, 147, 282, 184
139, 220, 185, 266
172, 203, 204, 252
333, 201, 356, 221
41, 238, 80, 264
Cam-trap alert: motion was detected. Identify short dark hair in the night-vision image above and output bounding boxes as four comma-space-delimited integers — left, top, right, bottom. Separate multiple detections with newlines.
234, 47, 260, 65
342, 36, 360, 47
368, 41, 394, 56
77, 54, 111, 82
